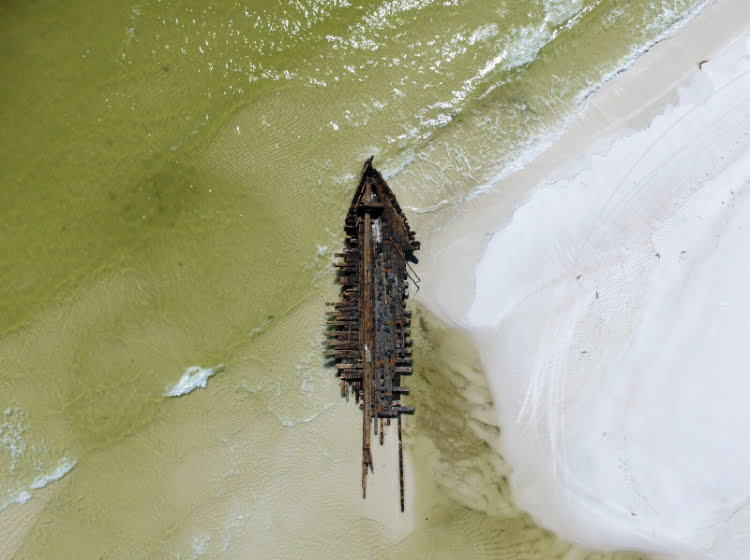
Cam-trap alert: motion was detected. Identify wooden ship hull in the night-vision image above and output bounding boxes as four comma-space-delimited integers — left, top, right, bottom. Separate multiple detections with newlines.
326, 157, 420, 512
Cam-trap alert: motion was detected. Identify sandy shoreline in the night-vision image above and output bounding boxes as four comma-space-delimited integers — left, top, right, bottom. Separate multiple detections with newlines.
2, 0, 748, 557
417, 0, 750, 556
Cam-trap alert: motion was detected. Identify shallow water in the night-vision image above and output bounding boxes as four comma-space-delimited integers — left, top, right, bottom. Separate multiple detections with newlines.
1, 0, 705, 557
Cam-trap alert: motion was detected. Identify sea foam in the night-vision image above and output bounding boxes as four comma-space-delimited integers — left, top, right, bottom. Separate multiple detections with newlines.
164, 363, 224, 397
1, 408, 79, 511
0, 490, 31, 512
29, 456, 77, 490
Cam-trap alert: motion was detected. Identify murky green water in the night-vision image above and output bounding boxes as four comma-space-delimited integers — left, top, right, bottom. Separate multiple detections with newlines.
1, 0, 704, 557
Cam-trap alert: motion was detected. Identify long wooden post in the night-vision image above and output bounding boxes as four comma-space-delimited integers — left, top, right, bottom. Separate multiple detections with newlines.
361, 204, 374, 497
398, 413, 405, 512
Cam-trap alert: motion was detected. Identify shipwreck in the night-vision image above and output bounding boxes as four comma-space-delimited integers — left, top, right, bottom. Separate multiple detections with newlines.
325, 157, 420, 512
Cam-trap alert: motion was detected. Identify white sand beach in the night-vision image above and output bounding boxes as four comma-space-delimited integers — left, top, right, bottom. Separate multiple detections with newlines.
417, 0, 750, 557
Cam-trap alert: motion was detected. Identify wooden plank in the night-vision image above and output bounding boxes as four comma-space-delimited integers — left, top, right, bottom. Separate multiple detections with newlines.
398, 414, 405, 512
336, 362, 363, 369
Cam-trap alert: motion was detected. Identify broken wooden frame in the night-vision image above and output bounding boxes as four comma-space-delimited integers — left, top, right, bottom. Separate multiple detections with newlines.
326, 157, 420, 512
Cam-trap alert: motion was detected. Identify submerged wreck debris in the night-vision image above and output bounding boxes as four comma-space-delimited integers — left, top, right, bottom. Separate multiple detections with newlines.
325, 157, 420, 512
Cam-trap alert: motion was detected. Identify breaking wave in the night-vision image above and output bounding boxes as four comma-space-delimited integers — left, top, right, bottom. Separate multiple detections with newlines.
164, 363, 225, 398
0, 409, 77, 511
29, 456, 77, 490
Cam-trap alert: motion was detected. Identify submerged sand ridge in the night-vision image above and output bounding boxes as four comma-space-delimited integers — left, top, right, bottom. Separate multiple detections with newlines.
418, 1, 750, 557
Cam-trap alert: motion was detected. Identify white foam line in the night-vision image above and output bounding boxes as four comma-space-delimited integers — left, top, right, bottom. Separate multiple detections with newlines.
0, 457, 78, 512
268, 403, 332, 428
248, 318, 272, 338
29, 456, 77, 490
466, 0, 713, 201
400, 0, 713, 217
0, 490, 31, 512
164, 363, 224, 398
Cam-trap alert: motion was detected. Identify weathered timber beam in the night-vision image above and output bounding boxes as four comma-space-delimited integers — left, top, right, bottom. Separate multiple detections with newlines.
325, 350, 359, 358
327, 346, 357, 353
326, 336, 359, 343
326, 329, 359, 335
327, 304, 360, 311
326, 321, 358, 327
336, 362, 364, 369
357, 202, 385, 213
361, 205, 374, 498
326, 314, 359, 321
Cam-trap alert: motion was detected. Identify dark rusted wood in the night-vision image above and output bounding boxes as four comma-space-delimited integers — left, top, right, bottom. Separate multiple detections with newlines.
326, 157, 418, 511
361, 204, 374, 497
398, 414, 405, 512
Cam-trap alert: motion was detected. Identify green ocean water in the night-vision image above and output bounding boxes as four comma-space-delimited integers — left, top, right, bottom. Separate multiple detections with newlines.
1, 0, 703, 557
